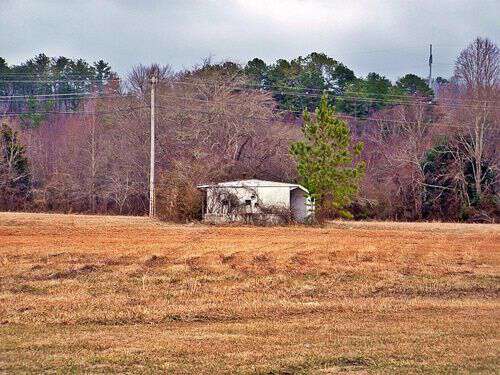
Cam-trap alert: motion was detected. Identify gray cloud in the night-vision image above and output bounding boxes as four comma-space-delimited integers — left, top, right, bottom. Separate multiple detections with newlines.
1, 0, 498, 81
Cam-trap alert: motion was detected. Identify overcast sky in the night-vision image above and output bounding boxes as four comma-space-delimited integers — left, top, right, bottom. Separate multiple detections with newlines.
1, 0, 499, 81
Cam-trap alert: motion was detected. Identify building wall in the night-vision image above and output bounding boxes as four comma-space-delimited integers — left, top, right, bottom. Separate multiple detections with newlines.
204, 185, 311, 223
205, 186, 291, 222
290, 188, 311, 222
253, 186, 291, 207
206, 186, 290, 211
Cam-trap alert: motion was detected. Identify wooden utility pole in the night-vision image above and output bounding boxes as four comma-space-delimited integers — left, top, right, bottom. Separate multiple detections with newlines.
149, 74, 158, 218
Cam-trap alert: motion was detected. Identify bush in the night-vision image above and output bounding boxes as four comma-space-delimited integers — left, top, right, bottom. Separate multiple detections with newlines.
155, 172, 202, 222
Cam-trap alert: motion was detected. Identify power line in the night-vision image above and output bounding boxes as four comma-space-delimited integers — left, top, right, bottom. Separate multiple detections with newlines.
0, 92, 94, 99
2, 85, 494, 108
156, 88, 500, 110
0, 92, 135, 100
0, 79, 118, 83
1, 90, 497, 114
154, 97, 500, 134
2, 76, 497, 104
0, 93, 129, 103
0, 106, 145, 116
1, 82, 498, 113
1, 97, 497, 138
0, 72, 116, 77
173, 80, 499, 104
254, 89, 500, 109
157, 104, 500, 141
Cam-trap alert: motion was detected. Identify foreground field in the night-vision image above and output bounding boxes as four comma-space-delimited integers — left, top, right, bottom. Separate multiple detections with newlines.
0, 213, 499, 374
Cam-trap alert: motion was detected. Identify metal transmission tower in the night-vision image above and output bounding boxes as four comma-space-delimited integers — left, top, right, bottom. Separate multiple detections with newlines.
428, 44, 433, 88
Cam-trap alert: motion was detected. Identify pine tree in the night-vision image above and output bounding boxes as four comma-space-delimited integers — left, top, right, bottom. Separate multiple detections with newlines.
290, 94, 365, 221
0, 123, 31, 209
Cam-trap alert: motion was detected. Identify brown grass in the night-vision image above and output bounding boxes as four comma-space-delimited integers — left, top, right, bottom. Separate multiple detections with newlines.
0, 212, 499, 374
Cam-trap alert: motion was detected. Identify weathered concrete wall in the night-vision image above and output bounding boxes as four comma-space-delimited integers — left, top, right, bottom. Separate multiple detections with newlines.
203, 184, 312, 223
206, 186, 290, 213
290, 188, 311, 222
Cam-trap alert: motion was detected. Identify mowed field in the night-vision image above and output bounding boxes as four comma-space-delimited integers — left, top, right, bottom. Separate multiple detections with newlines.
0, 213, 499, 374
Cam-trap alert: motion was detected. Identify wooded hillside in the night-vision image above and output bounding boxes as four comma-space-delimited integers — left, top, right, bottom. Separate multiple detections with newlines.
1, 38, 498, 222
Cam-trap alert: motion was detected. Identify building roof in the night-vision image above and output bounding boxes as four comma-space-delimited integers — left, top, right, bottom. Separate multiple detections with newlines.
197, 179, 309, 193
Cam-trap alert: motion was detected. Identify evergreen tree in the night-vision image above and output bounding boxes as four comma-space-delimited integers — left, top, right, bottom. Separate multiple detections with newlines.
0, 124, 31, 209
246, 53, 356, 113
290, 94, 365, 221
19, 96, 54, 128
244, 58, 267, 85
337, 72, 407, 117
396, 73, 433, 97
0, 55, 115, 112
93, 59, 112, 92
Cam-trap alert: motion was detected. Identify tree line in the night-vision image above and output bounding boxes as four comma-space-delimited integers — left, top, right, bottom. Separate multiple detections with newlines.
1, 37, 498, 222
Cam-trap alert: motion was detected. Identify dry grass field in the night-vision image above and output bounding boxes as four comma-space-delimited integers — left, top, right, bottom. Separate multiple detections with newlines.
0, 212, 499, 374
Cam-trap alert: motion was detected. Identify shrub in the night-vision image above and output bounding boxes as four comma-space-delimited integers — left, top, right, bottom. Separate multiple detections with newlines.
155, 171, 202, 222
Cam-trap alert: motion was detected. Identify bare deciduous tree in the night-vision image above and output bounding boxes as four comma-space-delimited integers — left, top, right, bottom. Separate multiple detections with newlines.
449, 38, 499, 202
127, 64, 173, 97
358, 98, 440, 220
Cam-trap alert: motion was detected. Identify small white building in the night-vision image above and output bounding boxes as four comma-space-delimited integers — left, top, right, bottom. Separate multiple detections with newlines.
197, 179, 313, 223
